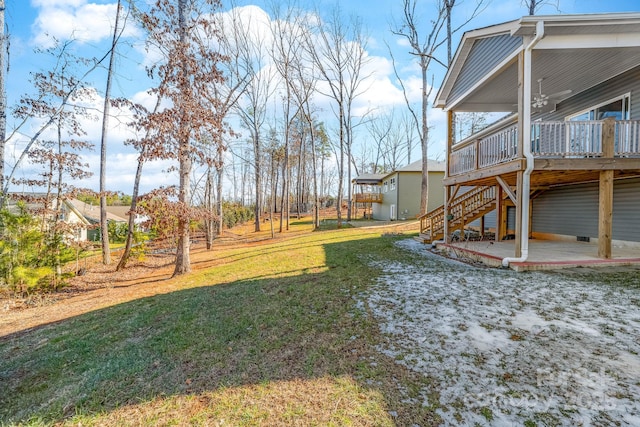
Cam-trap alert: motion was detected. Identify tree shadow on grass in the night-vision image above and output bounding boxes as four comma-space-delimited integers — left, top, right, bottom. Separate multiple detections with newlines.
0, 234, 439, 426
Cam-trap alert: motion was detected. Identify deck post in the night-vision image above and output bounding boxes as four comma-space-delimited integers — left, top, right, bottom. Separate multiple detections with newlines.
496, 184, 504, 241
513, 50, 525, 258
444, 110, 455, 243
514, 170, 523, 258
598, 117, 615, 259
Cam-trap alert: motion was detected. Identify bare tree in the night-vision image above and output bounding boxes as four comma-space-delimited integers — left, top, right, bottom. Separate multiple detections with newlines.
522, 0, 560, 15
270, 4, 308, 232
306, 5, 369, 226
0, 0, 6, 202
456, 111, 488, 142
222, 4, 275, 233
12, 41, 94, 284
98, 0, 126, 265
392, 0, 485, 214
140, 0, 227, 276
3, 37, 121, 207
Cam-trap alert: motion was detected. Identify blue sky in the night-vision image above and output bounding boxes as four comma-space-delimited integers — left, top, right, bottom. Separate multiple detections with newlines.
5, 0, 640, 195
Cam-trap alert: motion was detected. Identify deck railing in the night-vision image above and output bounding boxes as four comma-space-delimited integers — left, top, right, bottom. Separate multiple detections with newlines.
615, 120, 640, 156
449, 143, 477, 175
532, 121, 602, 156
478, 124, 519, 168
448, 119, 640, 176
354, 192, 382, 203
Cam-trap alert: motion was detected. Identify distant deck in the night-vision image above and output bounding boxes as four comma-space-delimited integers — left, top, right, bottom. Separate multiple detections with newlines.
435, 239, 640, 272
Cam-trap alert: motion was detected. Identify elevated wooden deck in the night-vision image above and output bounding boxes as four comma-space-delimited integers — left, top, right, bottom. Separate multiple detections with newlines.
445, 119, 640, 187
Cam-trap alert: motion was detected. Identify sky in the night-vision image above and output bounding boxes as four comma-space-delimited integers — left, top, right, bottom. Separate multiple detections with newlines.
4, 0, 640, 196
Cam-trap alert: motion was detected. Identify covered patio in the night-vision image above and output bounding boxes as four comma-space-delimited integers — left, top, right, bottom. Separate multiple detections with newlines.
435, 239, 640, 272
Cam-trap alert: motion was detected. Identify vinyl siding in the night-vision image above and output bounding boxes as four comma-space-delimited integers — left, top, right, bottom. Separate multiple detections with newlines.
378, 173, 398, 221
538, 65, 640, 121
374, 171, 445, 220
450, 34, 522, 102
532, 178, 640, 242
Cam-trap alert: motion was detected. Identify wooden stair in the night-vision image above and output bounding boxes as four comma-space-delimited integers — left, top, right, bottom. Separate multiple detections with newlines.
418, 186, 496, 243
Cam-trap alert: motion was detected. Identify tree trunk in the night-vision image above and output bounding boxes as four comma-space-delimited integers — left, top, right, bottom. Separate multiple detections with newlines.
174, 145, 192, 275
204, 165, 214, 249
420, 57, 429, 215
173, 0, 191, 276
0, 0, 6, 204
216, 147, 224, 236
99, 0, 122, 265
309, 121, 319, 229
116, 156, 143, 271
336, 109, 344, 228
253, 132, 261, 231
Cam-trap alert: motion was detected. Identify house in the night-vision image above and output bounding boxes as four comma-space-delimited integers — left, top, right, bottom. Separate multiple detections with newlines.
353, 159, 446, 221
67, 199, 142, 241
4, 194, 92, 242
422, 13, 640, 266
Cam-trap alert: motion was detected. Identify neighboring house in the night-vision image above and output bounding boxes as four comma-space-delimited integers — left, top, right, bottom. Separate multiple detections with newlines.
353, 159, 446, 221
67, 199, 139, 241
4, 194, 91, 242
421, 13, 640, 261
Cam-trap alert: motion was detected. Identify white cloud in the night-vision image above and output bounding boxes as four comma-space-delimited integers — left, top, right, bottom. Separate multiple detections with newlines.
79, 152, 177, 194
31, 0, 140, 48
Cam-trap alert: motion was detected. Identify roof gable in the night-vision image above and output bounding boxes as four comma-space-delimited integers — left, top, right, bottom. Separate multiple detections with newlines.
448, 34, 522, 105
436, 13, 640, 112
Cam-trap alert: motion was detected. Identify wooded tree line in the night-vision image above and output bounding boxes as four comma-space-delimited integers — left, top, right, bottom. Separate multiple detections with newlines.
0, 0, 553, 287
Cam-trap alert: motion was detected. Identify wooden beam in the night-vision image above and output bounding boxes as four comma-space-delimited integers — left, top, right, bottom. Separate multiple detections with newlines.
443, 159, 525, 186
496, 184, 504, 241
598, 117, 615, 259
496, 176, 517, 204
598, 171, 613, 258
535, 158, 640, 171
444, 185, 450, 243
449, 184, 461, 205
447, 110, 454, 178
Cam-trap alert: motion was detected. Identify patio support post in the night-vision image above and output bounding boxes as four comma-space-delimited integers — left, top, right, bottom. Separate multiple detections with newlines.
444, 110, 455, 243
598, 117, 615, 258
514, 170, 523, 258
496, 184, 504, 241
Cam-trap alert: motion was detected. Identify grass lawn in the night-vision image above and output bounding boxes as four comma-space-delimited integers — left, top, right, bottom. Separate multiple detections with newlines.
0, 219, 440, 426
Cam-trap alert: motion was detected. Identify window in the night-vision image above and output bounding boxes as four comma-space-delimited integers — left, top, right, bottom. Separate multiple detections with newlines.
566, 94, 632, 154
568, 94, 630, 122
390, 177, 396, 191
383, 181, 388, 193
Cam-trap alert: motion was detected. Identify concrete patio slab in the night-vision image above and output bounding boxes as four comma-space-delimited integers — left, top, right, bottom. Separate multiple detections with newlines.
435, 239, 640, 272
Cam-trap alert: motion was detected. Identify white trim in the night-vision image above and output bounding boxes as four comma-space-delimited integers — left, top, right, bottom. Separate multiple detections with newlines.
566, 92, 631, 121
536, 33, 640, 50
435, 21, 520, 108
440, 47, 523, 110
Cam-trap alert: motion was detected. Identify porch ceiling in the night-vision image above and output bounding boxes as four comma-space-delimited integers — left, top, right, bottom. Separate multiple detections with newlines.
455, 46, 640, 112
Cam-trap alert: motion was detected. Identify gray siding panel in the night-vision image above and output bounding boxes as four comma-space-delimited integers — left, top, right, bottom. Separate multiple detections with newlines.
450, 34, 522, 102
532, 178, 640, 242
540, 65, 640, 121
532, 183, 599, 238
613, 178, 640, 242
507, 206, 516, 231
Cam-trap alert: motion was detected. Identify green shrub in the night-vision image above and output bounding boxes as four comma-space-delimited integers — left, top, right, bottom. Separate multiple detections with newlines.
0, 204, 80, 296
222, 202, 255, 229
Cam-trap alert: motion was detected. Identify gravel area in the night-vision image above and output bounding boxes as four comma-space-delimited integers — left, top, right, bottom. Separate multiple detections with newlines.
365, 238, 640, 426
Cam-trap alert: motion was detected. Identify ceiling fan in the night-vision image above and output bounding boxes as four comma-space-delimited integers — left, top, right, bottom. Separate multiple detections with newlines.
532, 78, 572, 109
